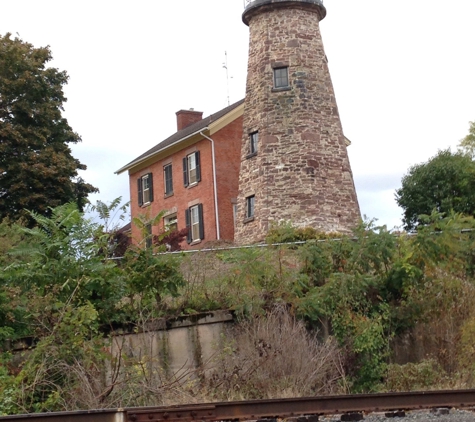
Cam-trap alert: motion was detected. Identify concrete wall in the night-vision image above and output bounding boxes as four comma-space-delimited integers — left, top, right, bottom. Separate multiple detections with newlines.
108, 310, 234, 380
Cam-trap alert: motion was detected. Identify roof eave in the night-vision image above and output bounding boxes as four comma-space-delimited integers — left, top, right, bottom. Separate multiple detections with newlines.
115, 127, 210, 175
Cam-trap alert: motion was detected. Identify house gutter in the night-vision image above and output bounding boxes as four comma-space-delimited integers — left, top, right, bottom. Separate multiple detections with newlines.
115, 128, 209, 175
200, 132, 220, 240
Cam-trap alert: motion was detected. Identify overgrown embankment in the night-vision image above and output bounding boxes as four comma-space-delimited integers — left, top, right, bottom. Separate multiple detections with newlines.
1, 205, 475, 413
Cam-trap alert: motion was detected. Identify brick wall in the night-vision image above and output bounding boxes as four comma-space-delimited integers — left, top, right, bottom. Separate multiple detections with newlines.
129, 117, 242, 250
214, 116, 243, 241
176, 109, 203, 131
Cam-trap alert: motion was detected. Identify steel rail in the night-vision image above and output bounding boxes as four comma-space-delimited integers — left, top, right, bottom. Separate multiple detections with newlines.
2, 390, 475, 422
126, 390, 475, 422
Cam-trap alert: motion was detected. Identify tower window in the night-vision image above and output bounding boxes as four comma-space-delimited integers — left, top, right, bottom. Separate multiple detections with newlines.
246, 195, 255, 219
274, 67, 289, 88
249, 131, 258, 155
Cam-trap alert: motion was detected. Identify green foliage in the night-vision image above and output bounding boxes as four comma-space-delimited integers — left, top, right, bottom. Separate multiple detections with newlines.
0, 33, 97, 223
2, 204, 475, 406
222, 246, 299, 315
266, 221, 344, 243
0, 200, 188, 339
385, 359, 448, 392
458, 120, 475, 159
0, 353, 18, 416
409, 210, 475, 274
296, 220, 423, 391
0, 218, 28, 266
163, 216, 475, 393
123, 249, 184, 310
117, 209, 186, 310
0, 200, 195, 412
91, 197, 130, 234
458, 316, 475, 378
395, 149, 475, 230
1, 203, 125, 330
8, 303, 106, 413
132, 210, 167, 251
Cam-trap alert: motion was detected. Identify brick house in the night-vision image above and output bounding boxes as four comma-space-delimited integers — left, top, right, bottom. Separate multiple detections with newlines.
117, 0, 361, 249
115, 100, 244, 249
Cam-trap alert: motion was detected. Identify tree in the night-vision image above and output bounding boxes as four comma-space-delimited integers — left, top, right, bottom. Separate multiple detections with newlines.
458, 120, 475, 159
395, 149, 475, 230
0, 33, 96, 222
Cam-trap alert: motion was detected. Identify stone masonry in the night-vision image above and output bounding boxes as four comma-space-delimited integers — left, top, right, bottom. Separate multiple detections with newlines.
235, 0, 361, 244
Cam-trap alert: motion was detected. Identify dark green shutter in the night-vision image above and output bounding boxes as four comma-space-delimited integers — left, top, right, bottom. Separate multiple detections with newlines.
138, 178, 143, 206
148, 173, 154, 202
183, 157, 189, 187
195, 151, 201, 182
198, 203, 204, 240
185, 208, 191, 244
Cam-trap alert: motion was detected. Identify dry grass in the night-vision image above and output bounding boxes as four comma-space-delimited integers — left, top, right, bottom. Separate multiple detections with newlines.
203, 305, 348, 400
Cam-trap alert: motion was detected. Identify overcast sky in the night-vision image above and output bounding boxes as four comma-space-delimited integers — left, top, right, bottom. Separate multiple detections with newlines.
2, 0, 475, 230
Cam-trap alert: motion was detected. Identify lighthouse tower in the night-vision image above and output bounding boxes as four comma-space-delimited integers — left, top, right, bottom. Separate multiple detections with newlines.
235, 0, 360, 244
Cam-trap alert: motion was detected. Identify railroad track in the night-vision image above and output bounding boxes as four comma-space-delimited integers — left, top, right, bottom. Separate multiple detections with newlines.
2, 390, 475, 422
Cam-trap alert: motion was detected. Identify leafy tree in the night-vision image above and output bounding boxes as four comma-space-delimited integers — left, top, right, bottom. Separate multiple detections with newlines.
0, 199, 187, 337
0, 203, 126, 332
296, 221, 399, 391
395, 149, 475, 230
0, 33, 97, 223
458, 120, 475, 159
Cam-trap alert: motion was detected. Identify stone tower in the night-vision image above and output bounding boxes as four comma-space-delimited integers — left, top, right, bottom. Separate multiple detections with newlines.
235, 0, 360, 244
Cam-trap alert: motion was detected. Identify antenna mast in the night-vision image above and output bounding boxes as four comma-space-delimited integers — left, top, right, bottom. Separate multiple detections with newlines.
223, 51, 230, 106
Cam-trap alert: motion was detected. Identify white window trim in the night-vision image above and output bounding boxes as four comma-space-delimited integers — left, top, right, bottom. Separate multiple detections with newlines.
164, 213, 178, 232
188, 153, 198, 185
142, 174, 151, 205
190, 205, 201, 242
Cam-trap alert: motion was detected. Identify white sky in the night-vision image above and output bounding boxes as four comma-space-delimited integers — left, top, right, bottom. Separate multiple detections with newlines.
2, 0, 475, 230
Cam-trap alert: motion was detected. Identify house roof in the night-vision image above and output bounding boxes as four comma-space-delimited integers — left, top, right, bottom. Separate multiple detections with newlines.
115, 99, 245, 175
116, 221, 131, 234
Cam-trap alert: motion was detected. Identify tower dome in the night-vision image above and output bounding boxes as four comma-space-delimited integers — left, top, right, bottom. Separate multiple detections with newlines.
235, 0, 360, 244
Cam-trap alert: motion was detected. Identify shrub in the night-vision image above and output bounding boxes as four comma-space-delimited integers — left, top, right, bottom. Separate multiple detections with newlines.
384, 360, 448, 392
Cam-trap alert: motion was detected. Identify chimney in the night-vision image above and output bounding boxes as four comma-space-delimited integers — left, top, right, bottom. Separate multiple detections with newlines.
176, 108, 203, 131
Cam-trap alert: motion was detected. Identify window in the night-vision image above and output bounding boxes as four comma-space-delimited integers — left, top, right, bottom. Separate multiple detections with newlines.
164, 164, 173, 196
183, 151, 201, 187
249, 131, 258, 155
164, 213, 178, 232
274, 67, 289, 88
138, 173, 153, 206
246, 195, 255, 219
185, 204, 204, 243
